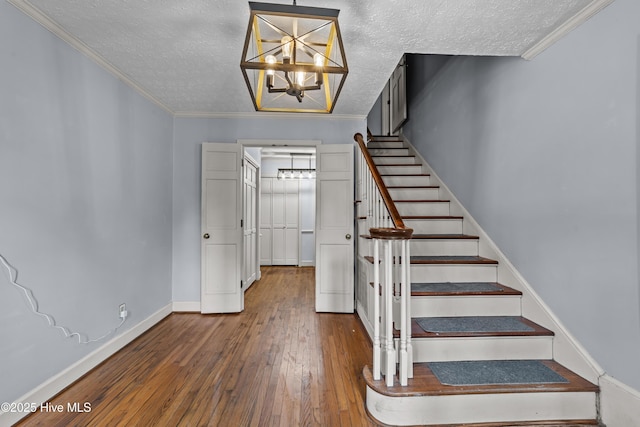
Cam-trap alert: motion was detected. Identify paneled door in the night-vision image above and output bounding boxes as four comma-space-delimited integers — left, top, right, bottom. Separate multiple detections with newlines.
201, 143, 243, 313
315, 144, 354, 313
243, 156, 259, 289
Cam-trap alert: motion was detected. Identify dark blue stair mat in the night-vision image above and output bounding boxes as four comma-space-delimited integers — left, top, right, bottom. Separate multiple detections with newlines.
416, 316, 534, 333
427, 360, 569, 386
412, 282, 502, 293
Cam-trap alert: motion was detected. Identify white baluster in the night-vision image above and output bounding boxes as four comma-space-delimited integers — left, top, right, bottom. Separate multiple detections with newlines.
373, 238, 381, 381
399, 238, 408, 386
385, 239, 396, 386
406, 238, 413, 379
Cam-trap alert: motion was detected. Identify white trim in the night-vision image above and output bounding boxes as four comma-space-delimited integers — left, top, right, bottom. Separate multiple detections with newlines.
521, 0, 615, 60
238, 139, 321, 147
7, 0, 174, 115
0, 303, 172, 426
174, 111, 366, 120
298, 261, 315, 267
172, 301, 201, 312
402, 135, 604, 384
599, 374, 640, 427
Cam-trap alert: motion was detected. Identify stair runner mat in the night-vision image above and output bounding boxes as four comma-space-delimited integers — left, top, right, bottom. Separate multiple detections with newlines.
416, 316, 534, 333
412, 282, 502, 293
427, 360, 569, 386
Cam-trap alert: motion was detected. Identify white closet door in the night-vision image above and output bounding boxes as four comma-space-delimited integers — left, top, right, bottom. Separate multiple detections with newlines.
260, 178, 273, 265
201, 143, 243, 314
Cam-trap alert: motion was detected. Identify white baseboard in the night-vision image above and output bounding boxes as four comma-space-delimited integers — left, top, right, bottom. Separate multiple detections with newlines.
0, 303, 172, 426
299, 261, 315, 267
600, 374, 640, 427
172, 301, 201, 312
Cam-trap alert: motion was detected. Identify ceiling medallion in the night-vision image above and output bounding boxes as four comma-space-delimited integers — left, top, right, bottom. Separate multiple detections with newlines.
240, 1, 348, 113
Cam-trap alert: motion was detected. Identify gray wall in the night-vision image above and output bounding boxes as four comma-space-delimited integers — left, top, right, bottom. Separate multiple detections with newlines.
172, 116, 365, 302
0, 1, 173, 404
401, 0, 640, 390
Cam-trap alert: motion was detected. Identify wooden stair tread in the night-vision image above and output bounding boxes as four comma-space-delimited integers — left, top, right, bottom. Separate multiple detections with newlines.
411, 282, 521, 296
380, 173, 431, 177
404, 316, 554, 338
434, 421, 600, 427
371, 154, 415, 158
360, 233, 479, 240
363, 360, 598, 397
394, 199, 450, 203
410, 255, 498, 265
364, 255, 497, 265
402, 215, 463, 219
411, 234, 479, 240
387, 185, 440, 189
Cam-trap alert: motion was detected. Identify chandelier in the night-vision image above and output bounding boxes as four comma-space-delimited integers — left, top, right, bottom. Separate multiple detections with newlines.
240, 1, 348, 113
277, 153, 315, 180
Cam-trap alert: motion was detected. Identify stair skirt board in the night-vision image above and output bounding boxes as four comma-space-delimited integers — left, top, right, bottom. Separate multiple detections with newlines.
365, 387, 597, 427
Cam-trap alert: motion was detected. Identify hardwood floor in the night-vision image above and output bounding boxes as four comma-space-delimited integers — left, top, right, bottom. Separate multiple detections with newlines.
17, 266, 378, 427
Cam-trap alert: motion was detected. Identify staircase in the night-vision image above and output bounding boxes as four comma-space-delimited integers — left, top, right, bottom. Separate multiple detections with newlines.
355, 135, 601, 427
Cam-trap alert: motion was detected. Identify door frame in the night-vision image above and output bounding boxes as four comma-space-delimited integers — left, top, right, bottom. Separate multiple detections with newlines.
243, 151, 260, 289
238, 139, 320, 277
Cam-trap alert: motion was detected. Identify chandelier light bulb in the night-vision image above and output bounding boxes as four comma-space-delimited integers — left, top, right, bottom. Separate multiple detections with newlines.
265, 54, 276, 76
281, 36, 293, 62
314, 53, 324, 67
296, 71, 306, 86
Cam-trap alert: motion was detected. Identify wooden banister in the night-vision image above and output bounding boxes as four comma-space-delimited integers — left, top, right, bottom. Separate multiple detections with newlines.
354, 132, 411, 236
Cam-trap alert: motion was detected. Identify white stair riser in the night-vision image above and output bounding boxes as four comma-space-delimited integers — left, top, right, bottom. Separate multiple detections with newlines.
408, 336, 553, 363
373, 156, 417, 165
367, 141, 404, 149
410, 264, 498, 283
366, 388, 597, 426
369, 148, 410, 156
397, 202, 450, 216
377, 165, 423, 175
409, 295, 521, 317
382, 175, 431, 186
389, 187, 440, 200
410, 239, 478, 256
403, 219, 462, 234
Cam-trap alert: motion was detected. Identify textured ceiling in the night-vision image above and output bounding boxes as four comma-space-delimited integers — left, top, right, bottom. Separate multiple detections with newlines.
9, 0, 611, 117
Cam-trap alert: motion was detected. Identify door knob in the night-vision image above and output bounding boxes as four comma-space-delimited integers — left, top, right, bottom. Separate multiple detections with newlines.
203, 233, 210, 239
345, 234, 352, 240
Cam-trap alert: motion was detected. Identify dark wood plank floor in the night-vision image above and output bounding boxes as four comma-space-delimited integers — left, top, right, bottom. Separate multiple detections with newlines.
17, 266, 378, 427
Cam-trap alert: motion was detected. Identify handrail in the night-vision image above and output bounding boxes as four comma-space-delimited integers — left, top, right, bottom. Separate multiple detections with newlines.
353, 133, 411, 237
355, 131, 414, 386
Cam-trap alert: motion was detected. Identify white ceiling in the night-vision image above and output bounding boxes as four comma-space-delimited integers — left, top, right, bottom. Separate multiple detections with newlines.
8, 0, 613, 117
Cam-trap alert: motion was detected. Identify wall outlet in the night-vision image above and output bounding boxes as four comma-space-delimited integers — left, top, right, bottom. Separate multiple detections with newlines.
119, 303, 127, 319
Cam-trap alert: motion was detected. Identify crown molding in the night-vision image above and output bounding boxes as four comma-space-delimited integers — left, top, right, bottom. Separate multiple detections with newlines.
522, 0, 615, 60
173, 111, 367, 121
7, 0, 175, 115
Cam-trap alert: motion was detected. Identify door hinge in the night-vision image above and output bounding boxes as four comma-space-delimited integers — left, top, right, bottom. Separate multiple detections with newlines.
240, 280, 243, 289
241, 219, 243, 228
241, 158, 245, 167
